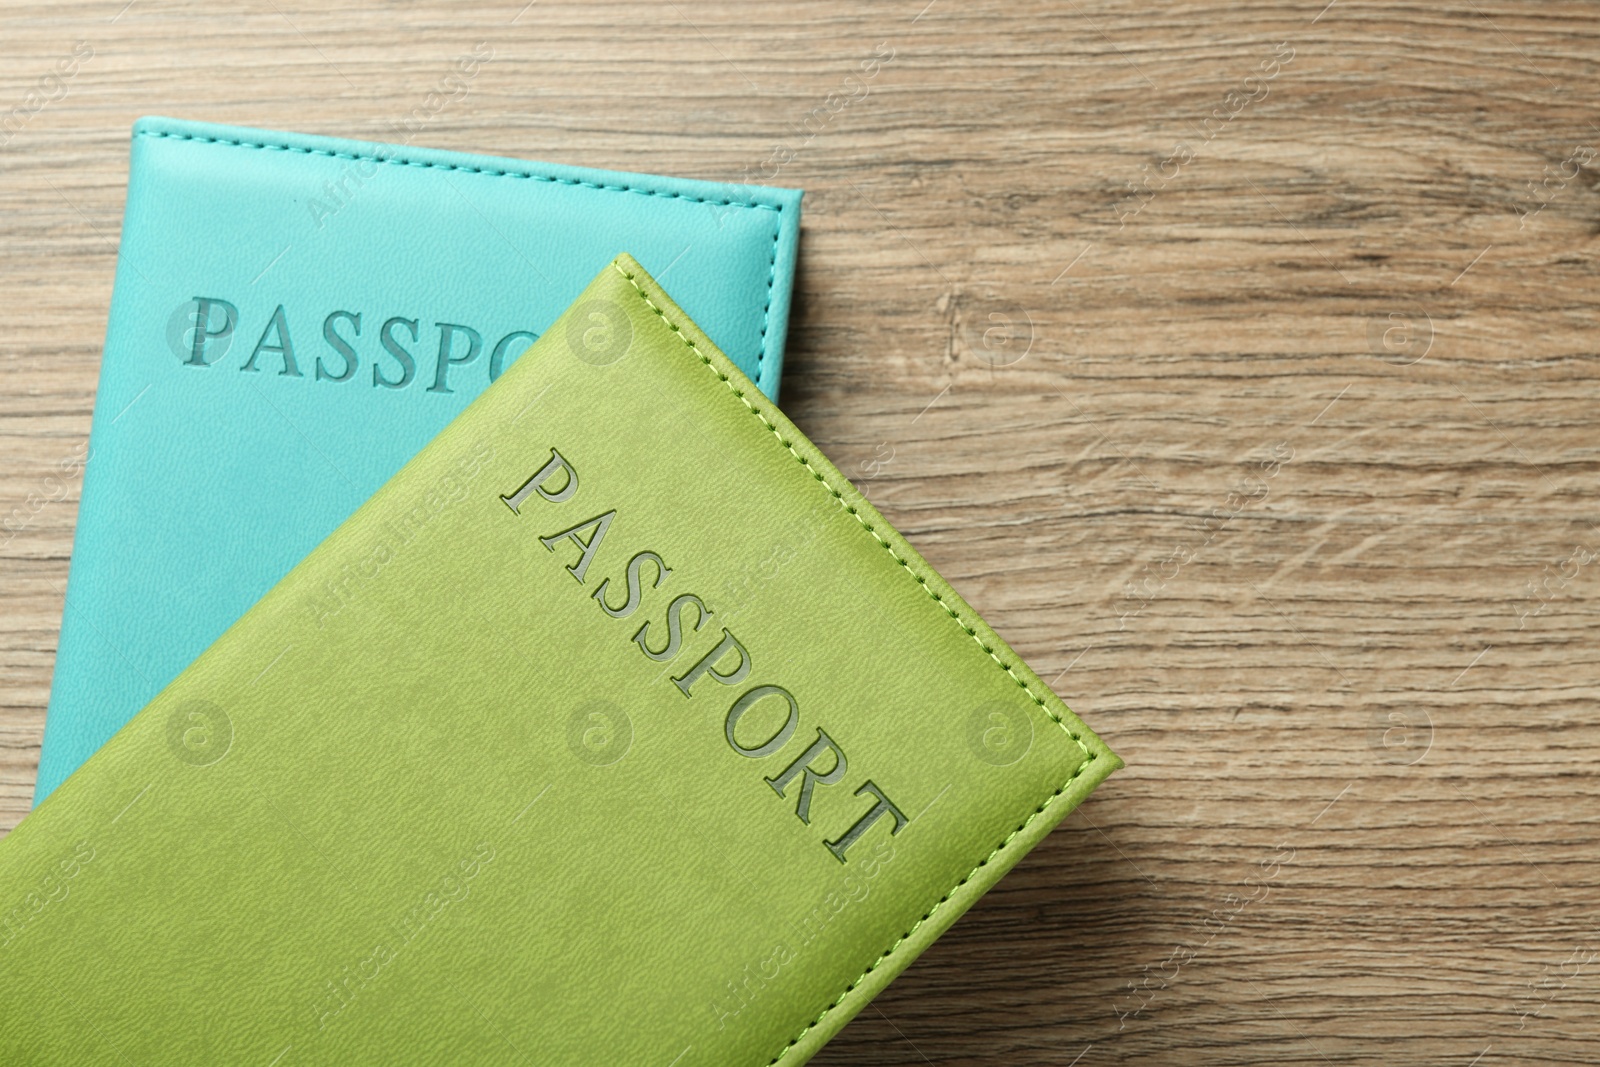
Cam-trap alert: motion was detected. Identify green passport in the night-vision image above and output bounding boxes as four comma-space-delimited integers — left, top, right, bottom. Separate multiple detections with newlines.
0, 256, 1120, 1065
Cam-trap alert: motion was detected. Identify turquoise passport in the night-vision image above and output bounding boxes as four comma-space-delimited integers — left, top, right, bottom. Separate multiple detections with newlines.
35, 117, 801, 801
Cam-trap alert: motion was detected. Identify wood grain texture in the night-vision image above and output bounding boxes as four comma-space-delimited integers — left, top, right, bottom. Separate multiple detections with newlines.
2, 1, 1598, 1063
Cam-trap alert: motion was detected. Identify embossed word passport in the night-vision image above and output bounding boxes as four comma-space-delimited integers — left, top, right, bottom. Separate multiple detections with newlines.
0, 257, 1119, 1065
36, 117, 801, 802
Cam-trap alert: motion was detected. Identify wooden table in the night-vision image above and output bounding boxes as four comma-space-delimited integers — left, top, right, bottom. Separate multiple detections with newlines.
3, 2, 1597, 1063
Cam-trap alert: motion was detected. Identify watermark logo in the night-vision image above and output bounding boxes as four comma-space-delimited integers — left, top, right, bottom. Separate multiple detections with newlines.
957, 300, 1034, 368
165, 699, 233, 767
965, 700, 1034, 766
1366, 308, 1433, 366
166, 297, 238, 366
566, 699, 633, 766
565, 300, 633, 366
1367, 708, 1432, 766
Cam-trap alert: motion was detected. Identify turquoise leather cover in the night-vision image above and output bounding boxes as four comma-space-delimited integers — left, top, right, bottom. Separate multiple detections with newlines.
35, 117, 801, 802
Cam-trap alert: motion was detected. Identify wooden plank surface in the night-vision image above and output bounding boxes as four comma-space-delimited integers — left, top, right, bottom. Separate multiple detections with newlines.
3, 1, 1598, 1063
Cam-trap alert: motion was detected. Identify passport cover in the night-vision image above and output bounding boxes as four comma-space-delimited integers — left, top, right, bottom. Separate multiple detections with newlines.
0, 257, 1120, 1066
36, 117, 801, 802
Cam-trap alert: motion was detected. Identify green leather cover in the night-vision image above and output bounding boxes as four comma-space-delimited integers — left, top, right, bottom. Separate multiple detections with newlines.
0, 256, 1120, 1065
